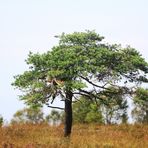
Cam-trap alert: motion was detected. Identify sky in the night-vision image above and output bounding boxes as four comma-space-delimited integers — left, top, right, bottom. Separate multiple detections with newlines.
0, 0, 148, 122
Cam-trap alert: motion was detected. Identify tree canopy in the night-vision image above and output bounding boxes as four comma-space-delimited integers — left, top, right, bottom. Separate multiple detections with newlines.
11, 107, 44, 124
12, 31, 148, 136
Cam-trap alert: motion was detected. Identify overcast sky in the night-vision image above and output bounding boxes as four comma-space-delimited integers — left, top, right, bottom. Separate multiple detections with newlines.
0, 0, 148, 121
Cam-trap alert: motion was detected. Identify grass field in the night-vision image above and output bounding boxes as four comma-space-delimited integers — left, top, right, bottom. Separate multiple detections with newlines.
0, 124, 148, 148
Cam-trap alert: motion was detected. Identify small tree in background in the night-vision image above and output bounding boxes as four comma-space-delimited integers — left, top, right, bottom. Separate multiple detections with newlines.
46, 110, 62, 125
11, 107, 44, 124
73, 97, 104, 124
132, 88, 148, 124
0, 115, 3, 127
100, 87, 128, 124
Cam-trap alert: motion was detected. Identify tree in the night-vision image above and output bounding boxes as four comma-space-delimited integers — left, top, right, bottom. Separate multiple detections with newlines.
101, 100, 128, 124
100, 87, 128, 124
11, 107, 44, 124
132, 88, 148, 123
46, 110, 62, 125
73, 97, 104, 124
0, 115, 3, 127
12, 31, 148, 136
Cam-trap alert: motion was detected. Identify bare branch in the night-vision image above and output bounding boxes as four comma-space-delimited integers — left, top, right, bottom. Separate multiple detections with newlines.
51, 97, 55, 104
78, 75, 111, 91
46, 103, 64, 110
73, 92, 93, 101
77, 89, 109, 106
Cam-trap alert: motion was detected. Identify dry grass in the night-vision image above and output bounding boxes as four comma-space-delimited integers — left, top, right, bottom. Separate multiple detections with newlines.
0, 123, 148, 148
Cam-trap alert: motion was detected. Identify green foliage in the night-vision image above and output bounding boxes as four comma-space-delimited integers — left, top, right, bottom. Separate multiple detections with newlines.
12, 30, 148, 124
132, 88, 148, 123
13, 31, 148, 106
73, 97, 104, 124
11, 107, 44, 124
58, 31, 104, 46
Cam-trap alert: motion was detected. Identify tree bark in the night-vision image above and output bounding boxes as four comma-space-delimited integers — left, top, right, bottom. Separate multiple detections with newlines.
64, 90, 73, 137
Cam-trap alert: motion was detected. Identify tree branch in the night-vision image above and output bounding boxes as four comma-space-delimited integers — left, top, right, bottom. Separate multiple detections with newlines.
73, 92, 93, 101
78, 75, 111, 91
78, 89, 109, 106
72, 95, 83, 103
46, 104, 64, 110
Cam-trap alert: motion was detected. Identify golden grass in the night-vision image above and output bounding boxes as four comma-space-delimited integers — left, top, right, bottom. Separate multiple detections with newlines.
0, 124, 148, 148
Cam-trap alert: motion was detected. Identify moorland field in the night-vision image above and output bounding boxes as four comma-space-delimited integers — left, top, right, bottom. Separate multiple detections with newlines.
0, 124, 148, 148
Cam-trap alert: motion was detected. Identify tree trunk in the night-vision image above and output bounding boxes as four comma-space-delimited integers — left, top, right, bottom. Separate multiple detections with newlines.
64, 90, 73, 137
